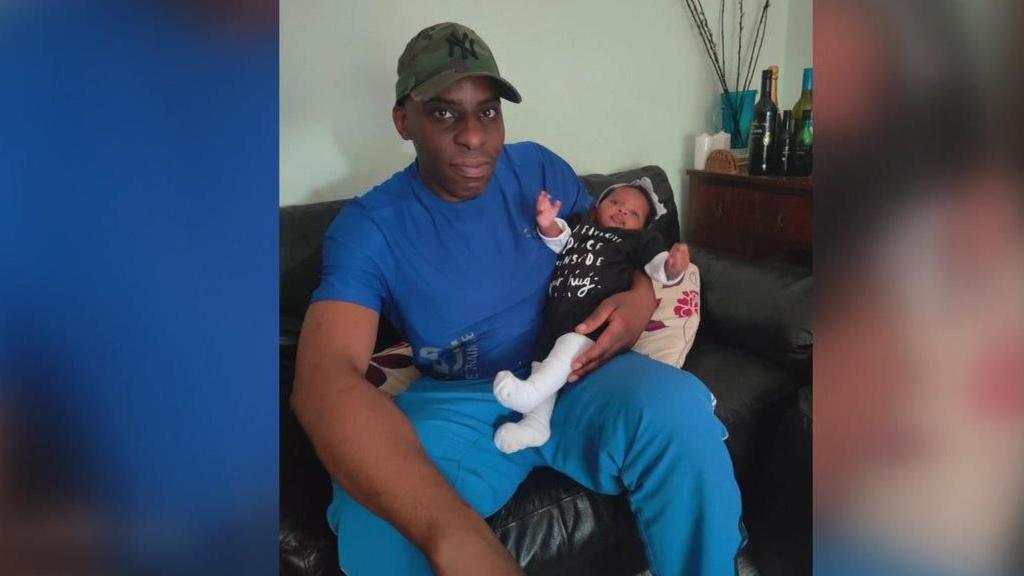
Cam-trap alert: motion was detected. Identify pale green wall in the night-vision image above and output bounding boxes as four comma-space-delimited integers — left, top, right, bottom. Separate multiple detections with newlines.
781, 0, 812, 108
280, 0, 812, 226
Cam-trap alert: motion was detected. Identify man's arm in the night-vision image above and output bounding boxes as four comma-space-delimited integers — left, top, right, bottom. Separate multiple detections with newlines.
568, 270, 656, 382
291, 301, 521, 575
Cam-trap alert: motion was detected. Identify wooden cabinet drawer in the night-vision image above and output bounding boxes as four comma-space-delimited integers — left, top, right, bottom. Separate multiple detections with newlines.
686, 183, 758, 257
752, 191, 812, 262
685, 170, 812, 267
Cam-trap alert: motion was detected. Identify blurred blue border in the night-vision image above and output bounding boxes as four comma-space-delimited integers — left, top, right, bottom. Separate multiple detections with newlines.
1, 1, 279, 574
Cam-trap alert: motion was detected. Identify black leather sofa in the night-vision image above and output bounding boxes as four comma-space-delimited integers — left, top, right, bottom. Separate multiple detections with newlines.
280, 167, 812, 576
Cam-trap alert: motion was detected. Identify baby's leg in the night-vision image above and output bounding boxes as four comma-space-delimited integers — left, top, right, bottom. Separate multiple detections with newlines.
493, 333, 594, 413
494, 393, 557, 454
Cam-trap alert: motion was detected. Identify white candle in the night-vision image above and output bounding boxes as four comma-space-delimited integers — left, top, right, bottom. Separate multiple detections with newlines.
712, 131, 731, 151
694, 133, 713, 170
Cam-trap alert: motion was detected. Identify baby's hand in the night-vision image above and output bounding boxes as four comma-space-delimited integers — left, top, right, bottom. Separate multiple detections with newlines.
665, 242, 691, 280
535, 191, 562, 229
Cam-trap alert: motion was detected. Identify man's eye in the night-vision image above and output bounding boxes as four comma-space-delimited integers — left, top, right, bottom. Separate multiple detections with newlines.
481, 107, 499, 119
431, 109, 454, 120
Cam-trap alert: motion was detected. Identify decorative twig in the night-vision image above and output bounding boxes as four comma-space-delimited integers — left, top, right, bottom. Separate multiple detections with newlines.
743, 1, 770, 91
736, 0, 744, 94
680, 0, 771, 144
720, 0, 725, 86
691, 0, 727, 88
681, 0, 770, 93
683, 0, 728, 92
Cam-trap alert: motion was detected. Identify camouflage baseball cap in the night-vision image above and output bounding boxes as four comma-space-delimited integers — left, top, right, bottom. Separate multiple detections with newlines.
396, 22, 521, 104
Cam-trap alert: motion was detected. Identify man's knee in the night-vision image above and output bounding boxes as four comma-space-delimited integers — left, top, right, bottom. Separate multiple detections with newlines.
560, 355, 720, 437
600, 357, 717, 423
390, 404, 463, 483
599, 363, 729, 460
327, 481, 433, 575
392, 392, 530, 517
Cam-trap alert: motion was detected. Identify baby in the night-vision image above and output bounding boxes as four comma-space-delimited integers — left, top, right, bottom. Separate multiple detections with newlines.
494, 177, 690, 453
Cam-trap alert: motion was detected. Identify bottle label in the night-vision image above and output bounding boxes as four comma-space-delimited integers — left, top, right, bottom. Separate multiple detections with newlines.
751, 123, 771, 146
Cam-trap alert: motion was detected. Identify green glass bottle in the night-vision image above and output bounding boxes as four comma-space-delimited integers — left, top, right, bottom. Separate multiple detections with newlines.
789, 110, 813, 176
791, 67, 813, 134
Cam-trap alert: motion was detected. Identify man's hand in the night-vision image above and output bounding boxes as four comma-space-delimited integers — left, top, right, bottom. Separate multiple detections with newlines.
664, 242, 691, 280
535, 191, 563, 238
568, 271, 656, 382
430, 528, 524, 576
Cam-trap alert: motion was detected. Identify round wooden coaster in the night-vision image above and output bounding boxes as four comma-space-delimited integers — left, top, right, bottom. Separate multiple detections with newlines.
705, 149, 739, 174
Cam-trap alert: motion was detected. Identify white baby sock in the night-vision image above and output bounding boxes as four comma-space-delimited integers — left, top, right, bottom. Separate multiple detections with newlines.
494, 393, 557, 453
493, 332, 594, 413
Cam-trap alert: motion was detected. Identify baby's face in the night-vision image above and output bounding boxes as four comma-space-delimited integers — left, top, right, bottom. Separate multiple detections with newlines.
595, 187, 650, 230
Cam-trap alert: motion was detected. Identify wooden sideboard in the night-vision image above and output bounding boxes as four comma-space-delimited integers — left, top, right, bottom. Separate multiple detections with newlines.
684, 169, 812, 268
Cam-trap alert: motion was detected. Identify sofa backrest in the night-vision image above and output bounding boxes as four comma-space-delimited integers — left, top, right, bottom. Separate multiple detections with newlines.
280, 199, 347, 324
690, 247, 813, 373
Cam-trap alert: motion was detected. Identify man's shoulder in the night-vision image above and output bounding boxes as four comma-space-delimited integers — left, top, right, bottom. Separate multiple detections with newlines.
500, 142, 590, 212
351, 167, 416, 215
325, 167, 413, 240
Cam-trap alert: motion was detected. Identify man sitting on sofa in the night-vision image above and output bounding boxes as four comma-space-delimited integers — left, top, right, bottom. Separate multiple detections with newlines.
291, 22, 743, 576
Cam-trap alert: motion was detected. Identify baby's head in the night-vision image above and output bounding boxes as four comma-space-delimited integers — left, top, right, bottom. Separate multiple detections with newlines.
595, 178, 663, 230
595, 186, 652, 230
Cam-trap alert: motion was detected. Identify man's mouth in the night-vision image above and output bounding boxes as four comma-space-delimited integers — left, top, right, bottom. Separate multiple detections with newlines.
451, 161, 492, 179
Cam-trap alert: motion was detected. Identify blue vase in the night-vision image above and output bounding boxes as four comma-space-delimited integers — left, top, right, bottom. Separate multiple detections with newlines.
720, 90, 756, 149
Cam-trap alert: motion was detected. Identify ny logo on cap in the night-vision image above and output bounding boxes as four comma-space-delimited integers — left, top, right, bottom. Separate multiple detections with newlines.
446, 31, 478, 60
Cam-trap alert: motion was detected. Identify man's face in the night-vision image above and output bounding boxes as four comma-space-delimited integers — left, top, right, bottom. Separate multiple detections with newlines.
393, 76, 505, 202
596, 187, 650, 230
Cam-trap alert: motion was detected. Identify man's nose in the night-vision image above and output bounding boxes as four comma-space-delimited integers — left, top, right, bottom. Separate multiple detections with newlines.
454, 116, 485, 149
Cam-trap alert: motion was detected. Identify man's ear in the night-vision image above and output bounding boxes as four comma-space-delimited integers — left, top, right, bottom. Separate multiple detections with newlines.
392, 105, 411, 140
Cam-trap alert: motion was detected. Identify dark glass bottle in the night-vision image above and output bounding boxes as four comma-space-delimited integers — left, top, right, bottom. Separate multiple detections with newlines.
748, 69, 778, 176
771, 110, 794, 175
789, 109, 813, 176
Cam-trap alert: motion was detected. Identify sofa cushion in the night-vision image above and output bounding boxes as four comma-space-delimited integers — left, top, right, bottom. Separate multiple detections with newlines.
487, 467, 647, 576
280, 517, 338, 576
691, 247, 812, 372
364, 342, 418, 397
633, 263, 701, 367
279, 347, 340, 576
748, 385, 811, 576
683, 337, 800, 493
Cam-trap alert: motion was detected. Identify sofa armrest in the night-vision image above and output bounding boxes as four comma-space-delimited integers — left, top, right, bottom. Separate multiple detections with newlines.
690, 247, 812, 373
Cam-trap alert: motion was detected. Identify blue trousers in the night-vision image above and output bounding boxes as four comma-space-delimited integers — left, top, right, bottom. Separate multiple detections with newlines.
327, 352, 743, 575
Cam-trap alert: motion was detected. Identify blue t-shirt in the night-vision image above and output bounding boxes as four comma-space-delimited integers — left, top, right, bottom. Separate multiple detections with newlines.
312, 142, 593, 380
